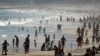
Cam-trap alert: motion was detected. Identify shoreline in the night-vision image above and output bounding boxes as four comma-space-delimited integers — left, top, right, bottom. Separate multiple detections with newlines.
0, 26, 99, 56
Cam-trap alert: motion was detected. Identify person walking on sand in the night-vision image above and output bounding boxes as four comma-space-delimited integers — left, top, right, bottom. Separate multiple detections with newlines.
15, 35, 19, 48
92, 36, 95, 44
76, 35, 83, 49
85, 38, 89, 45
85, 30, 88, 36
83, 22, 86, 28
58, 41, 62, 51
77, 27, 81, 36
61, 35, 66, 49
88, 22, 91, 29
2, 40, 9, 55
81, 27, 85, 38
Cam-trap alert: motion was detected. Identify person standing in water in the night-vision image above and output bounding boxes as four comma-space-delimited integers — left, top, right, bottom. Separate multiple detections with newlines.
23, 41, 27, 54
40, 20, 42, 24
25, 34, 30, 53
43, 27, 46, 34
34, 30, 38, 37
59, 15, 62, 22
2, 40, 9, 55
39, 26, 42, 33
57, 24, 62, 31
21, 26, 24, 31
88, 22, 91, 29
34, 40, 37, 48
46, 20, 49, 24
15, 35, 19, 48
12, 39, 15, 48
53, 34, 55, 41
23, 40, 30, 54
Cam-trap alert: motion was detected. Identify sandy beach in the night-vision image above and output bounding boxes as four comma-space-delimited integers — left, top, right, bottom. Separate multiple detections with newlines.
0, 8, 99, 56
0, 25, 99, 56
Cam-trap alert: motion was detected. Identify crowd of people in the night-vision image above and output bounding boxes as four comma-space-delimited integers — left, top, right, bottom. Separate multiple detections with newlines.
1, 15, 100, 56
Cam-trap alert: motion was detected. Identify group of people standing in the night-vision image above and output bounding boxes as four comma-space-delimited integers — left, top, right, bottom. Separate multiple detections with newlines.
76, 15, 100, 49
54, 35, 66, 56
2, 34, 30, 55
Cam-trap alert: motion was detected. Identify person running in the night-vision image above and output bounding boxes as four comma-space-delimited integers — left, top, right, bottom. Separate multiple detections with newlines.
2, 40, 9, 55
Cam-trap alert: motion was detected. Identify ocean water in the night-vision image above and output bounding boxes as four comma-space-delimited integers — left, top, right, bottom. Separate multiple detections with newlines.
0, 9, 89, 53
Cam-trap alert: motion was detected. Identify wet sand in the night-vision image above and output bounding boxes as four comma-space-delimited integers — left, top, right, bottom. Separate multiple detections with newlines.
1, 26, 100, 56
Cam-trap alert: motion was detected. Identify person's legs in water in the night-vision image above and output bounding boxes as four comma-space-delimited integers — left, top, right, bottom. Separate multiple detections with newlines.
2, 48, 4, 55
5, 48, 7, 55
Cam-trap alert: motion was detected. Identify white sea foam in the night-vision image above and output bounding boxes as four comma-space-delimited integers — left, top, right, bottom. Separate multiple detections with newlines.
1, 34, 7, 38
0, 21, 6, 26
